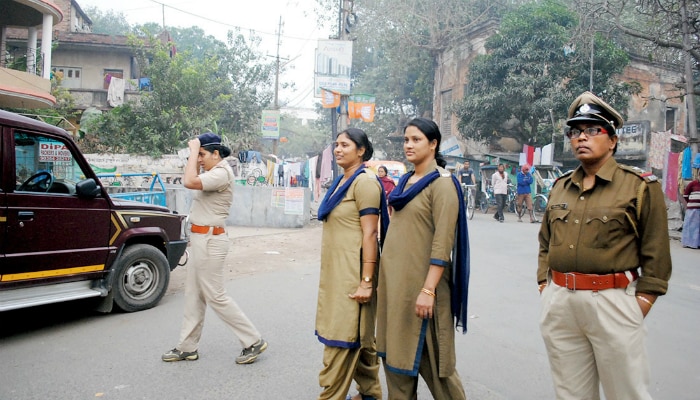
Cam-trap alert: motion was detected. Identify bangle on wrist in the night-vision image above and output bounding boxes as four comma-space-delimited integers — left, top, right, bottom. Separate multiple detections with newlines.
362, 260, 376, 263
360, 285, 372, 289
420, 288, 436, 297
636, 295, 654, 307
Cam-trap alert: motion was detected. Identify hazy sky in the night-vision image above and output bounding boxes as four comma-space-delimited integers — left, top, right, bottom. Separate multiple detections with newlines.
75, 0, 329, 113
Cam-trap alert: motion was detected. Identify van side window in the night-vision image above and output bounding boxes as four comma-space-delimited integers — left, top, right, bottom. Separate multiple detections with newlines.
14, 131, 89, 194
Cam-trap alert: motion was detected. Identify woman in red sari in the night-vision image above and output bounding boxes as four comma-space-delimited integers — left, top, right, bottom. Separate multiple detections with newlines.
377, 165, 396, 216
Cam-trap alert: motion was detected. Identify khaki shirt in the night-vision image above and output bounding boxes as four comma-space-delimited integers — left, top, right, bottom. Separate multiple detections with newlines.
189, 160, 234, 227
537, 157, 671, 295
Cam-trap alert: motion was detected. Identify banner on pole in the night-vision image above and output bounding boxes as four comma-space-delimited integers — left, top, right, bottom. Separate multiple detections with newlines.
348, 94, 376, 122
261, 110, 280, 139
321, 88, 341, 108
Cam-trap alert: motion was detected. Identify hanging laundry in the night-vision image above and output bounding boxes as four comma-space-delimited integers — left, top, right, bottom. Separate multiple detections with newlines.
107, 77, 125, 107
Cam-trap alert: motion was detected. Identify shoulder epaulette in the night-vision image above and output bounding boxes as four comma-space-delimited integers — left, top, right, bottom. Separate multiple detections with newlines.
436, 166, 452, 178
617, 164, 658, 183
617, 164, 657, 222
552, 169, 573, 187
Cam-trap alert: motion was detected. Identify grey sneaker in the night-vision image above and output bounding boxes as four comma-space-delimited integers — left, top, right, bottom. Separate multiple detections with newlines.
162, 348, 199, 362
235, 338, 268, 364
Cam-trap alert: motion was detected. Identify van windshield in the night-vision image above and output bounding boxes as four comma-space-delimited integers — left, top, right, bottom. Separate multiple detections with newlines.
14, 131, 88, 193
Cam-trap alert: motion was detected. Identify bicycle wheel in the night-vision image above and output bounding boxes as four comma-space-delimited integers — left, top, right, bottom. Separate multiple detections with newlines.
507, 195, 517, 213
534, 194, 548, 213
480, 193, 489, 213
467, 193, 475, 220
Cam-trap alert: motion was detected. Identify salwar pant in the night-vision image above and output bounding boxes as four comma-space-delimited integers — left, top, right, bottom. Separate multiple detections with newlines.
384, 326, 466, 400
177, 232, 261, 352
540, 283, 651, 400
318, 345, 382, 400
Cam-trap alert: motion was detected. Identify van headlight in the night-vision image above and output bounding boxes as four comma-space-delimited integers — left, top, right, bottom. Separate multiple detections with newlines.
181, 214, 190, 241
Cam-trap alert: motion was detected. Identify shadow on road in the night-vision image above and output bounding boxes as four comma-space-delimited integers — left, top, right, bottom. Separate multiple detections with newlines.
0, 299, 106, 338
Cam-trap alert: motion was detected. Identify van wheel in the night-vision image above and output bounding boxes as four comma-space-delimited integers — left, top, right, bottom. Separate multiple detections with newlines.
112, 244, 170, 312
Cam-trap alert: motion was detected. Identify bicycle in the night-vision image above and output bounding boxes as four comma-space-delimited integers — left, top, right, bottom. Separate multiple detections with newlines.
479, 186, 494, 213
461, 183, 476, 220
506, 183, 517, 213
533, 193, 548, 213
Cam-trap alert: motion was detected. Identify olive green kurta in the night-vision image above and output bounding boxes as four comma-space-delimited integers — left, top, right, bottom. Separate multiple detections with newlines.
316, 171, 383, 347
376, 163, 459, 377
537, 157, 672, 295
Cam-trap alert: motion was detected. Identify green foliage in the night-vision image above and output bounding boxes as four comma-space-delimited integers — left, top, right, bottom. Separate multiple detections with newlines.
276, 114, 329, 158
453, 0, 638, 147
82, 6, 132, 35
315, 0, 495, 160
77, 29, 275, 157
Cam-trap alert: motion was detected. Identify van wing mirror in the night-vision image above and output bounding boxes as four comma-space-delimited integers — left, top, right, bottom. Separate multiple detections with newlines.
76, 178, 102, 199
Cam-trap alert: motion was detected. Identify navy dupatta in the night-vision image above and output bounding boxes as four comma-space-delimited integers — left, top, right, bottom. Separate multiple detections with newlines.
388, 170, 471, 333
317, 164, 390, 248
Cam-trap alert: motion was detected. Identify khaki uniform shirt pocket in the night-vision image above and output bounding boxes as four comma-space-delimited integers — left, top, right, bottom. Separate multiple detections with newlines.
547, 209, 570, 246
583, 208, 629, 248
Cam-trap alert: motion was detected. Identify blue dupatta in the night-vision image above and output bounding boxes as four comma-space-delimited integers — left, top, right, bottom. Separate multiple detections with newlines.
318, 164, 390, 248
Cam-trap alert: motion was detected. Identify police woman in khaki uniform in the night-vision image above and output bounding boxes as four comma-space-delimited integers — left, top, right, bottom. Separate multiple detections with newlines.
162, 132, 267, 364
537, 92, 672, 400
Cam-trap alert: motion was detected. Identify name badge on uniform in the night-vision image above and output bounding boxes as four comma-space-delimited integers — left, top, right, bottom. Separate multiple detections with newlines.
550, 203, 568, 210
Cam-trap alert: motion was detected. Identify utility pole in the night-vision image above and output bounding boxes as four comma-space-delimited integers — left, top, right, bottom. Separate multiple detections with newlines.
338, 0, 351, 134
272, 16, 283, 156
329, 0, 353, 179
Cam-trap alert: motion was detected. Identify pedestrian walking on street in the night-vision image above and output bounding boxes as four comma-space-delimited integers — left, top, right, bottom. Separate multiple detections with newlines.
515, 164, 538, 223
162, 132, 267, 365
376, 117, 470, 400
681, 160, 700, 249
315, 128, 389, 400
491, 163, 509, 222
537, 92, 672, 399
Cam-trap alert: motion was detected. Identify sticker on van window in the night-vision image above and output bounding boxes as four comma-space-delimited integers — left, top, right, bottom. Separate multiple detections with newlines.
38, 139, 72, 162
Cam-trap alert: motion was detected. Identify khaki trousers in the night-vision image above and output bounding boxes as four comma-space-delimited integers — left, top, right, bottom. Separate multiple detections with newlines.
177, 232, 260, 352
384, 325, 466, 400
539, 283, 651, 400
318, 345, 382, 400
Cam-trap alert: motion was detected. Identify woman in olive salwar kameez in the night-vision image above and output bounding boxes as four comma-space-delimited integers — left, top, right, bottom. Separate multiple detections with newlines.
315, 128, 389, 400
376, 118, 470, 400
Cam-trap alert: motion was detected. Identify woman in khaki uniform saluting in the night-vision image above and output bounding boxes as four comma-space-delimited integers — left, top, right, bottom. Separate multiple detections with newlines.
162, 132, 267, 365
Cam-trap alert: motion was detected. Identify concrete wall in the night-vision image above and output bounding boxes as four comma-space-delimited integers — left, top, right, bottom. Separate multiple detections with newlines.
52, 49, 133, 90
166, 186, 311, 228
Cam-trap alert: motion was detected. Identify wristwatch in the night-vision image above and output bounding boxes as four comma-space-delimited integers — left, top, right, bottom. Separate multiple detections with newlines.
362, 276, 372, 283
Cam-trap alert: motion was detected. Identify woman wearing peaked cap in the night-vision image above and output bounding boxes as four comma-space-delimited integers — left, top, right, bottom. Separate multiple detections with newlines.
162, 132, 268, 365
537, 92, 671, 400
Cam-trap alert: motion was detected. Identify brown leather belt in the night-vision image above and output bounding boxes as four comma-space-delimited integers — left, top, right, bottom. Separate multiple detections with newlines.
551, 269, 638, 291
191, 224, 226, 235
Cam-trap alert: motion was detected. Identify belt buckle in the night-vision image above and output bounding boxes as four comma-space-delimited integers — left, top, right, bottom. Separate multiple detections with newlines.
564, 273, 576, 292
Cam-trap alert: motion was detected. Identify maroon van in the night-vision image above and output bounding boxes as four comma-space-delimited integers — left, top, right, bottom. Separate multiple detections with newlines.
0, 110, 188, 312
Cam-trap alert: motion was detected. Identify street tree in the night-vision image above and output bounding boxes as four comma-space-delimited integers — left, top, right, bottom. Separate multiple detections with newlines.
78, 30, 274, 156
314, 0, 499, 160
276, 113, 328, 159
453, 0, 639, 147
577, 0, 699, 147
82, 6, 132, 35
